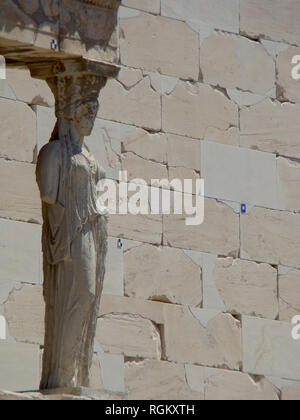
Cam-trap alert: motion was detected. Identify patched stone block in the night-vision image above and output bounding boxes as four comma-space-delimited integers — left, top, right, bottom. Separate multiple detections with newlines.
163, 198, 239, 256
240, 100, 300, 159
125, 360, 203, 400
0, 341, 40, 392
241, 207, 300, 268
0, 219, 41, 285
0, 159, 41, 223
278, 157, 300, 212
213, 258, 278, 319
4, 284, 44, 345
164, 305, 242, 370
120, 13, 199, 80
201, 141, 281, 210
100, 77, 161, 131
161, 0, 239, 33
243, 316, 300, 381
124, 244, 202, 306
279, 268, 300, 322
277, 46, 300, 104
96, 314, 161, 359
240, 0, 300, 45
201, 32, 275, 95
162, 82, 238, 140
0, 98, 36, 162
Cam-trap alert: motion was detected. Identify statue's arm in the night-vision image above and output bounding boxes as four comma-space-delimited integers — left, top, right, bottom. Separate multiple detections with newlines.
36, 141, 61, 206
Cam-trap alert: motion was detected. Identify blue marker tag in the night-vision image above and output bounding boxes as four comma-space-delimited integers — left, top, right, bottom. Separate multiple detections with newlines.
241, 204, 247, 214
117, 239, 123, 249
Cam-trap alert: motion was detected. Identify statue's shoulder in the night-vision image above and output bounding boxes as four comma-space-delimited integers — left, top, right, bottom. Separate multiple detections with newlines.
38, 140, 62, 165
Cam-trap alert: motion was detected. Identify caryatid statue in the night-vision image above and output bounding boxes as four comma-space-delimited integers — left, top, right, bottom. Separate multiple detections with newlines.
34, 60, 117, 390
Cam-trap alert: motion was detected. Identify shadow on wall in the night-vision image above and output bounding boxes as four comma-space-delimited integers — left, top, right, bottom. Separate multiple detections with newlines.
0, 0, 121, 53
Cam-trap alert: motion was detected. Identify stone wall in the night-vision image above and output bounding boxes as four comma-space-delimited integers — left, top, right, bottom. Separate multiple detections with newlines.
0, 0, 300, 400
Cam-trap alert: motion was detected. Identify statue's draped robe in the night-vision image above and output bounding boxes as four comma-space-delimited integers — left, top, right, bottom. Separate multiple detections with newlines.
36, 137, 107, 390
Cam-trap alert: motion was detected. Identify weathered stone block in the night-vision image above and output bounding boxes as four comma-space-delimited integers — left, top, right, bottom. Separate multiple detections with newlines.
100, 295, 165, 325
241, 0, 300, 45
243, 316, 300, 381
240, 100, 300, 159
241, 207, 300, 268
122, 152, 168, 186
96, 314, 161, 359
278, 157, 300, 212
0, 159, 41, 223
279, 268, 300, 322
201, 32, 275, 95
277, 47, 300, 104
161, 0, 239, 33
36, 105, 56, 152
164, 305, 242, 370
0, 98, 36, 162
282, 381, 300, 400
0, 219, 41, 285
205, 370, 279, 400
108, 214, 162, 245
163, 198, 239, 256
213, 258, 278, 319
122, 0, 160, 14
162, 82, 238, 140
120, 13, 199, 80
167, 134, 200, 173
0, 341, 40, 392
100, 77, 161, 131
124, 244, 202, 306
201, 141, 281, 210
125, 360, 203, 400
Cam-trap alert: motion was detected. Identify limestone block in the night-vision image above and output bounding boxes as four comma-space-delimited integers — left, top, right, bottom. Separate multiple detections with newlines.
204, 126, 239, 147
277, 47, 300, 104
213, 258, 278, 319
117, 67, 143, 89
164, 305, 242, 369
205, 370, 279, 400
0, 341, 40, 392
241, 207, 300, 268
90, 353, 104, 390
122, 152, 168, 186
243, 316, 300, 380
162, 82, 238, 140
240, 100, 300, 159
282, 382, 300, 400
123, 128, 167, 164
201, 32, 275, 95
163, 198, 239, 256
240, 0, 300, 46
278, 157, 300, 212
161, 0, 239, 33
120, 13, 199, 80
97, 353, 125, 393
0, 159, 41, 223
100, 77, 161, 131
6, 68, 54, 107
201, 141, 281, 210
167, 134, 200, 173
108, 214, 162, 245
125, 360, 204, 400
122, 0, 160, 14
100, 295, 165, 325
0, 219, 41, 285
96, 314, 161, 359
0, 98, 36, 163
36, 105, 56, 152
124, 244, 202, 306
103, 237, 124, 297
279, 268, 300, 322
4, 284, 44, 345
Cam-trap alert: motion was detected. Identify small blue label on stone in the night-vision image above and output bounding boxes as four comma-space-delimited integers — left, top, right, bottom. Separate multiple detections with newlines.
241, 204, 247, 214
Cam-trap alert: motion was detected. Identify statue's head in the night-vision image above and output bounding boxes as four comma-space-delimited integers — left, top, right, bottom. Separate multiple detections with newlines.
74, 99, 99, 137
